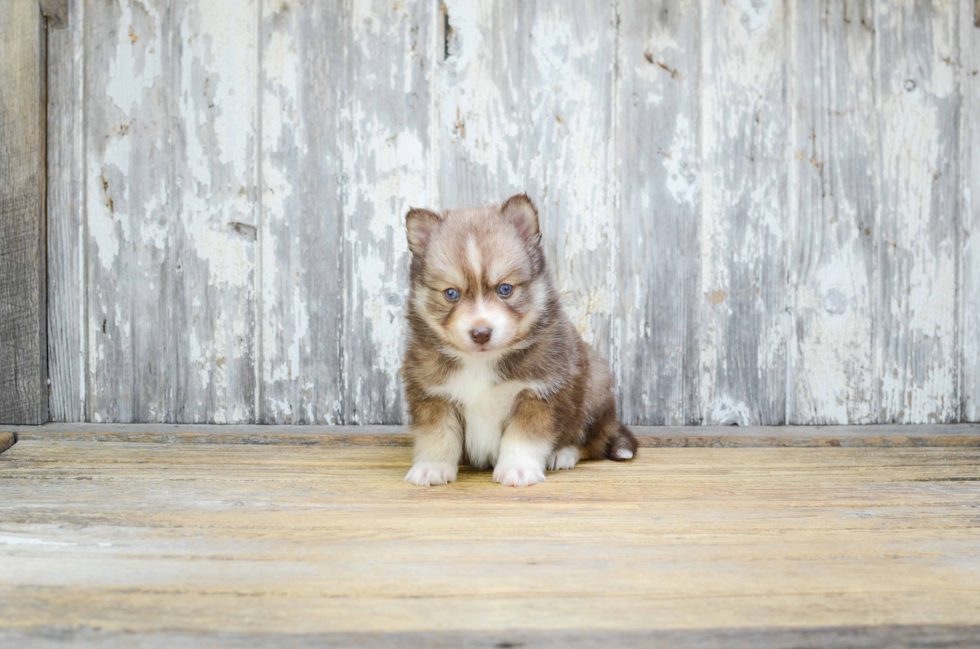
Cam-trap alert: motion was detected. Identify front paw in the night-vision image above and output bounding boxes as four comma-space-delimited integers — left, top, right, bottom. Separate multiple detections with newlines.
405, 462, 458, 486
493, 463, 546, 487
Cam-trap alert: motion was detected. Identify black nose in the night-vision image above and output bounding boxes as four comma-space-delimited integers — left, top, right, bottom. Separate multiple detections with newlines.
470, 327, 492, 345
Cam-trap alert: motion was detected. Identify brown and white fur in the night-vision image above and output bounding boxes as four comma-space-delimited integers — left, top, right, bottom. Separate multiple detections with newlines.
401, 194, 637, 487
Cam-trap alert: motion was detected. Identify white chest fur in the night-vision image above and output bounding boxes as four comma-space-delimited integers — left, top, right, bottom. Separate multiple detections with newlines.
428, 357, 528, 470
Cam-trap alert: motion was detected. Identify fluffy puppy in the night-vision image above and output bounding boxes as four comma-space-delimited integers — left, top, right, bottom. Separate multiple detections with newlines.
402, 194, 637, 487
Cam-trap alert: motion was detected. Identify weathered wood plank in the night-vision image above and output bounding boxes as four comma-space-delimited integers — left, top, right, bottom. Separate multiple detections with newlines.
1, 442, 979, 638
699, 0, 791, 424
616, 0, 701, 425
46, 0, 86, 422
0, 0, 47, 425
962, 0, 980, 422
343, 0, 434, 424
6, 423, 980, 448
38, 0, 67, 29
257, 0, 346, 423
3, 625, 980, 649
875, 0, 959, 424
789, 0, 877, 424
85, 0, 176, 422
173, 0, 258, 423
438, 0, 619, 364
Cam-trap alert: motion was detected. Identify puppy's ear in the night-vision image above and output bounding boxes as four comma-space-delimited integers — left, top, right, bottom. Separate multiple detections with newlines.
406, 208, 442, 256
501, 193, 539, 242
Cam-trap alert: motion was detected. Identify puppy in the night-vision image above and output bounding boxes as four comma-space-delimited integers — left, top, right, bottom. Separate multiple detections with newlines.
402, 194, 637, 487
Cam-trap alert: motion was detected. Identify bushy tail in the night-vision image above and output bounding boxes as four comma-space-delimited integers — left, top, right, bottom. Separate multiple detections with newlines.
608, 423, 638, 461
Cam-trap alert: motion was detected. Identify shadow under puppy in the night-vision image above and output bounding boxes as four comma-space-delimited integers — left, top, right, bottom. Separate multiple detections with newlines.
402, 194, 638, 487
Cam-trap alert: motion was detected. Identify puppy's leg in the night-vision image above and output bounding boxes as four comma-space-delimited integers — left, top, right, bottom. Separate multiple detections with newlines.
405, 397, 463, 486
493, 396, 554, 487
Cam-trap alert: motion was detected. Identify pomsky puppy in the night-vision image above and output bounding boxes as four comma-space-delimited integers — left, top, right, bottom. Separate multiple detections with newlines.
402, 194, 637, 487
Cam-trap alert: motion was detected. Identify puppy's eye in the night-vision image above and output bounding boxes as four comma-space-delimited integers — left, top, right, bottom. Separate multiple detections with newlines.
443, 288, 460, 302
496, 284, 513, 297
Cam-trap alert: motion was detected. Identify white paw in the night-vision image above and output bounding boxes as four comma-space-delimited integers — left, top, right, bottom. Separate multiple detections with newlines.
547, 447, 580, 471
614, 448, 634, 460
493, 463, 546, 487
405, 462, 457, 486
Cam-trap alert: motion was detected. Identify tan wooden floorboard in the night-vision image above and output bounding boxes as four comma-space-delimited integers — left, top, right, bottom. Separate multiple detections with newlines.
1, 440, 979, 646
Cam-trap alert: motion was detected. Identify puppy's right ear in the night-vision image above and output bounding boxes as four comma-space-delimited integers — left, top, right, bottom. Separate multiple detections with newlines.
406, 208, 442, 256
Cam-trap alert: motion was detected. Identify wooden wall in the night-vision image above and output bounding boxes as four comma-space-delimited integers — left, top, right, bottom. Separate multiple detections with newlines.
46, 0, 980, 426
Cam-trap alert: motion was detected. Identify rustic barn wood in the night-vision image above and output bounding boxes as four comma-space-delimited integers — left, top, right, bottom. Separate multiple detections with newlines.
963, 0, 980, 421
6, 422, 980, 448
1, 439, 979, 642
42, 0, 980, 426
0, 0, 47, 425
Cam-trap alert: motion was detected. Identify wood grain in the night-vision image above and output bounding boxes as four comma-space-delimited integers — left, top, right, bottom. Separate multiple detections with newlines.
40, 1, 980, 426
0, 0, 47, 425
789, 0, 877, 425
257, 0, 346, 424
172, 0, 258, 423
616, 0, 701, 425
46, 0, 86, 422
962, 0, 980, 422
343, 0, 435, 424
699, 0, 790, 425
1, 440, 978, 641
6, 423, 980, 448
84, 0, 176, 422
875, 0, 959, 424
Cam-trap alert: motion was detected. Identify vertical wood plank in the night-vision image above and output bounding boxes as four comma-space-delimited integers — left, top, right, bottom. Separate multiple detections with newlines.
439, 0, 618, 371
789, 0, 877, 424
47, 0, 87, 421
0, 0, 47, 424
961, 0, 980, 422
343, 0, 434, 424
875, 0, 959, 423
173, 0, 258, 422
258, 0, 346, 423
615, 0, 702, 425
85, 0, 176, 422
699, 0, 791, 425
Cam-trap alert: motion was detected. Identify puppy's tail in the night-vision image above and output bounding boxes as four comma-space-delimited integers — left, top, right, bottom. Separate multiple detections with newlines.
608, 423, 638, 461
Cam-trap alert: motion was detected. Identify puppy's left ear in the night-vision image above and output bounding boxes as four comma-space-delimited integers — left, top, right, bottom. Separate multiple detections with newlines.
406, 208, 442, 256
501, 193, 539, 242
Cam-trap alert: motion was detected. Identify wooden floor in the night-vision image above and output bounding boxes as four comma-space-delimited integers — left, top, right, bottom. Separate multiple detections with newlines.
2, 433, 980, 647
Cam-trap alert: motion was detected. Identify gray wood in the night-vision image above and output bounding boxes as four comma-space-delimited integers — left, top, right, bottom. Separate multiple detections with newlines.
257, 0, 346, 423
343, 0, 435, 424
172, 0, 257, 423
437, 0, 619, 365
963, 0, 980, 422
875, 0, 959, 424
698, 0, 790, 424
84, 0, 176, 423
789, 0, 877, 424
0, 0, 47, 425
38, 0, 67, 28
40, 0, 980, 426
7, 423, 980, 449
46, 0, 86, 422
616, 0, 701, 425
3, 625, 980, 648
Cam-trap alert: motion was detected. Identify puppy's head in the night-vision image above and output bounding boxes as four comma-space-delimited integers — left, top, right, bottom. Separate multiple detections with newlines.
406, 194, 549, 356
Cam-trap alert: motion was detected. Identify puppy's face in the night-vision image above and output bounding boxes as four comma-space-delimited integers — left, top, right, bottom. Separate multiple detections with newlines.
406, 195, 547, 356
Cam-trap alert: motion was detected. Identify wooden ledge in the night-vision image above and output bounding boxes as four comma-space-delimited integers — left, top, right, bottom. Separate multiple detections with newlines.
3, 423, 979, 448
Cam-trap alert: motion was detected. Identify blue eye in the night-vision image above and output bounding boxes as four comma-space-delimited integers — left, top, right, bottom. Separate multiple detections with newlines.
497, 284, 513, 297
443, 288, 460, 302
